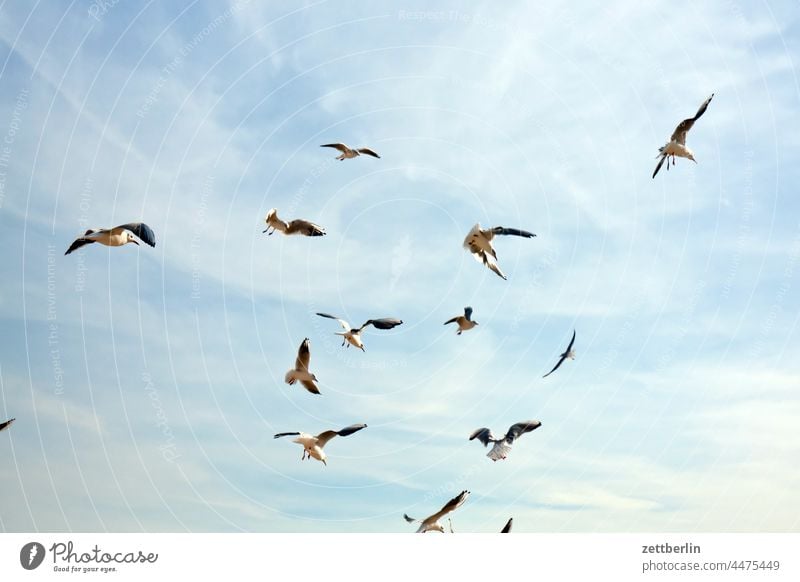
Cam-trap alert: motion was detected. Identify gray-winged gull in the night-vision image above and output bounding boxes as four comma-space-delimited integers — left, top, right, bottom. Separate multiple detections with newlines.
284, 338, 320, 395
263, 208, 325, 237
653, 93, 714, 178
444, 306, 478, 335
316, 313, 403, 351
273, 423, 367, 465
463, 224, 536, 280
469, 420, 542, 461
403, 490, 470, 533
320, 142, 380, 161
65, 222, 156, 255
543, 329, 576, 378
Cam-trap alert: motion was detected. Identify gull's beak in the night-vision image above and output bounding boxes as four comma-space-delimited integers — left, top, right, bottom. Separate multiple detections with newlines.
132, 240, 140, 246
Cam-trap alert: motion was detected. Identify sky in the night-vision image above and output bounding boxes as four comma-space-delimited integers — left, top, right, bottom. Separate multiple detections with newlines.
0, 1, 798, 533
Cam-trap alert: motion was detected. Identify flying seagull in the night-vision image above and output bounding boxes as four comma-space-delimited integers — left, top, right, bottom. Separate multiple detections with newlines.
463, 223, 536, 280
469, 420, 542, 461
263, 208, 325, 237
403, 490, 470, 533
316, 313, 403, 351
273, 423, 367, 465
444, 306, 478, 335
652, 93, 714, 178
543, 329, 576, 378
284, 338, 320, 395
0, 418, 15, 432
501, 518, 513, 533
65, 222, 156, 255
320, 143, 380, 161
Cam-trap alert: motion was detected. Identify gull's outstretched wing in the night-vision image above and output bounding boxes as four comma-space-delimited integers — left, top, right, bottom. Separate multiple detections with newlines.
490, 226, 536, 239
315, 423, 367, 448
320, 143, 348, 152
356, 147, 380, 158
469, 428, 497, 447
428, 490, 470, 522
273, 432, 301, 439
504, 420, 542, 444
286, 219, 326, 237
501, 518, 513, 533
464, 307, 473, 321
671, 93, 714, 145
543, 330, 576, 378
0, 418, 15, 432
316, 312, 350, 331
361, 318, 403, 331
295, 339, 311, 373
652, 154, 668, 179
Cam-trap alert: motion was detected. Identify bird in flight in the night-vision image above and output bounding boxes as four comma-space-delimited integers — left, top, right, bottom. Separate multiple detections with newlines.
320, 142, 380, 161
403, 490, 470, 533
469, 420, 542, 461
652, 93, 714, 178
65, 222, 156, 255
444, 306, 479, 335
284, 338, 320, 395
316, 313, 403, 351
273, 423, 367, 465
0, 418, 15, 432
543, 329, 576, 378
263, 208, 326, 237
463, 223, 536, 280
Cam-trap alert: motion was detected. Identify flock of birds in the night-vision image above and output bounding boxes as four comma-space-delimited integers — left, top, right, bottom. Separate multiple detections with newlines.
1, 95, 715, 532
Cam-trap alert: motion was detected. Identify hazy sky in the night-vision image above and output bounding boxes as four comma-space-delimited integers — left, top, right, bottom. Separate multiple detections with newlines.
1, 1, 798, 532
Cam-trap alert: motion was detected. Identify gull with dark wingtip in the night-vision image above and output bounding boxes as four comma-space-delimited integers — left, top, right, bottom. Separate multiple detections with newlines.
543, 329, 576, 378
652, 93, 714, 178
65, 222, 156, 255
444, 306, 478, 335
403, 490, 470, 533
463, 223, 536, 280
316, 312, 403, 351
0, 418, 15, 432
320, 142, 380, 161
263, 208, 325, 237
469, 420, 542, 461
273, 423, 367, 466
284, 338, 320, 395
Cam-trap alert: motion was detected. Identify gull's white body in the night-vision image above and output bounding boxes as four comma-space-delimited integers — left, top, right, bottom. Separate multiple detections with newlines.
292, 433, 327, 463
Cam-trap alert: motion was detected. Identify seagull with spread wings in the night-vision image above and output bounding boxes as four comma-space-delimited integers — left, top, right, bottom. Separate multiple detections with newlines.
652, 93, 714, 178
273, 423, 367, 465
65, 222, 156, 255
403, 490, 470, 533
444, 306, 479, 335
284, 338, 320, 395
469, 420, 542, 461
263, 208, 325, 237
463, 223, 536, 280
0, 418, 15, 432
320, 142, 380, 161
316, 312, 403, 351
543, 330, 576, 378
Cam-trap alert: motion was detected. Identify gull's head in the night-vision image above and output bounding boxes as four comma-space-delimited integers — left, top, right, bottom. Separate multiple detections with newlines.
687, 150, 697, 163
266, 208, 278, 221
126, 232, 139, 246
432, 524, 445, 533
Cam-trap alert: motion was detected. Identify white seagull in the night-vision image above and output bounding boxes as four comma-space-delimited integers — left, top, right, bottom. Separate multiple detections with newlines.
469, 420, 542, 461
0, 418, 15, 432
320, 142, 380, 161
463, 224, 536, 280
543, 329, 576, 378
263, 208, 326, 237
316, 313, 403, 351
273, 423, 367, 466
284, 338, 320, 395
444, 306, 479, 335
652, 93, 714, 178
65, 222, 156, 255
403, 490, 470, 533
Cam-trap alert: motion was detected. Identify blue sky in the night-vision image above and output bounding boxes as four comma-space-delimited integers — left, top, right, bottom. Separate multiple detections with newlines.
0, 1, 798, 532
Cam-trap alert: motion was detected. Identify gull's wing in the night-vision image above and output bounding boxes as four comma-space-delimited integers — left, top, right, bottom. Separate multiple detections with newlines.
504, 420, 542, 444
295, 338, 311, 372
316, 312, 350, 331
428, 490, 470, 523
403, 514, 416, 523
490, 226, 536, 239
300, 379, 321, 395
501, 518, 513, 533
286, 219, 326, 237
115, 223, 157, 247
670, 93, 714, 145
464, 306, 473, 321
356, 147, 380, 158
0, 418, 15, 432
652, 154, 668, 179
469, 427, 497, 447
361, 317, 403, 331
320, 143, 349, 152
64, 237, 95, 255
564, 329, 577, 353
444, 316, 459, 325
273, 432, 301, 439
543, 330, 575, 378
483, 254, 507, 280
316, 423, 367, 447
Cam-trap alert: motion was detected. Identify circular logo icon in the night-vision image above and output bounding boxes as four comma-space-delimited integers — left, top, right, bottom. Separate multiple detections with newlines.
19, 542, 45, 570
